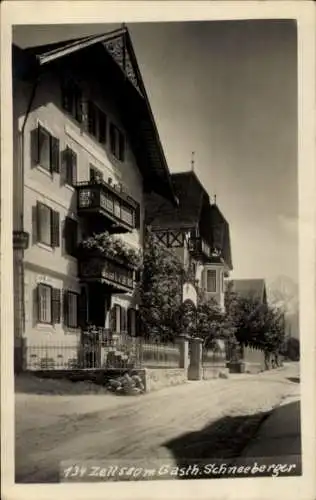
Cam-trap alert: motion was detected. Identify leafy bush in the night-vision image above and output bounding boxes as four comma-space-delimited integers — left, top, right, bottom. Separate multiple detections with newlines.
79, 231, 142, 269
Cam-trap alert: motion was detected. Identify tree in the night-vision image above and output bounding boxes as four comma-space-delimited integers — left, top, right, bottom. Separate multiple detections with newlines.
225, 283, 285, 354
190, 297, 237, 349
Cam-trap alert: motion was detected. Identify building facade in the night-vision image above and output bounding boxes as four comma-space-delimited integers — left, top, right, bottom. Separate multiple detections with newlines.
12, 28, 177, 368
145, 171, 233, 311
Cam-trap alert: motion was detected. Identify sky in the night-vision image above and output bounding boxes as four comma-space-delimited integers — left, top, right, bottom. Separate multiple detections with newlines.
13, 20, 298, 288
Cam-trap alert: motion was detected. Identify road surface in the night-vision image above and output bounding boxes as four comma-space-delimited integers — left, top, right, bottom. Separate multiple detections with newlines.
15, 362, 300, 482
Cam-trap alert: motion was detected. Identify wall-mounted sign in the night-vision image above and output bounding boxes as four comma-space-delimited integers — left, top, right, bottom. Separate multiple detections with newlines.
13, 231, 30, 250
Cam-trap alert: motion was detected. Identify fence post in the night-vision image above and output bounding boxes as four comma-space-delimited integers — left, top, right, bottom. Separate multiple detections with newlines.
176, 334, 190, 371
188, 337, 203, 380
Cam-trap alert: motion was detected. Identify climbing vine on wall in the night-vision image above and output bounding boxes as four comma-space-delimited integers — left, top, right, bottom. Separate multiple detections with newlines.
139, 228, 186, 342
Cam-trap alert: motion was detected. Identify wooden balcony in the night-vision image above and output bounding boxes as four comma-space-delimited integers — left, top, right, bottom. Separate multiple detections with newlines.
188, 237, 211, 260
75, 180, 138, 233
79, 254, 135, 292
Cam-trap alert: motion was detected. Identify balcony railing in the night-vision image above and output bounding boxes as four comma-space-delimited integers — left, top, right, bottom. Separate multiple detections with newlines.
75, 179, 138, 233
188, 237, 211, 259
79, 255, 135, 292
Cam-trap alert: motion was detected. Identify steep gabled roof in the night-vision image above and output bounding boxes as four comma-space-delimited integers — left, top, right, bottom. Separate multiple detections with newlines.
146, 170, 233, 270
13, 27, 177, 206
146, 170, 208, 230
227, 279, 267, 304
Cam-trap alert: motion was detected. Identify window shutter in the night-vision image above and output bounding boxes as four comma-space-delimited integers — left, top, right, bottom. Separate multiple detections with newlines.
135, 310, 142, 337
36, 202, 41, 242
52, 288, 61, 324
63, 290, 69, 327
36, 285, 41, 323
51, 210, 60, 247
65, 217, 78, 257
135, 204, 141, 229
120, 307, 127, 334
76, 90, 84, 124
88, 101, 97, 136
77, 288, 87, 327
72, 150, 77, 185
109, 123, 115, 155
119, 132, 125, 161
98, 110, 107, 144
30, 127, 39, 167
61, 79, 72, 112
110, 306, 116, 333
50, 136, 60, 173
127, 309, 132, 335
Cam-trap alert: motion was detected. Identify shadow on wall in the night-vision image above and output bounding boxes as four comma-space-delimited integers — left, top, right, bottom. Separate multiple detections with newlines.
163, 401, 301, 479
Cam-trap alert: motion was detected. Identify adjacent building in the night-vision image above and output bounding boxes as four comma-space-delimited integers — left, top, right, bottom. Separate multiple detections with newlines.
145, 170, 233, 310
12, 27, 178, 368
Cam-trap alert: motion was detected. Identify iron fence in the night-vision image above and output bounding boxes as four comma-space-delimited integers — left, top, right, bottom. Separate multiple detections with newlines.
202, 348, 227, 367
24, 335, 181, 371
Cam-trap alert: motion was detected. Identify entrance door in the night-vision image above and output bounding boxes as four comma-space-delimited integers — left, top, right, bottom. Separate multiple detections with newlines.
88, 284, 107, 327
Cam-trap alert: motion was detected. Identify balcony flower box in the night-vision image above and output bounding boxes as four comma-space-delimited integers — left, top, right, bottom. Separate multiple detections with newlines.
78, 231, 142, 270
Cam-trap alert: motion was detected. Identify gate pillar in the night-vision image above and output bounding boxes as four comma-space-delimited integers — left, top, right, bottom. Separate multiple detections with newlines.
177, 334, 190, 371
188, 337, 203, 380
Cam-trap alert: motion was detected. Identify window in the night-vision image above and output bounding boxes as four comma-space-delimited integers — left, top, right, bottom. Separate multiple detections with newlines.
31, 124, 60, 173
110, 304, 122, 333
87, 100, 107, 145
64, 291, 79, 328
64, 217, 78, 257
90, 165, 103, 182
221, 272, 224, 292
63, 147, 77, 186
37, 284, 52, 324
37, 285, 61, 324
206, 269, 217, 293
36, 202, 60, 247
110, 123, 125, 161
62, 79, 83, 123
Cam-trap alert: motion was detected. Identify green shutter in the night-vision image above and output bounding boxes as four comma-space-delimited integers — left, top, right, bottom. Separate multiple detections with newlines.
51, 210, 60, 247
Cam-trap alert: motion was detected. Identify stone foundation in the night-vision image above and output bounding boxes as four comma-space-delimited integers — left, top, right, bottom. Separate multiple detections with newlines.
143, 368, 187, 392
